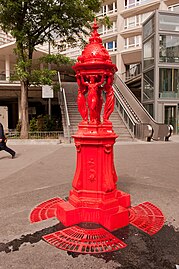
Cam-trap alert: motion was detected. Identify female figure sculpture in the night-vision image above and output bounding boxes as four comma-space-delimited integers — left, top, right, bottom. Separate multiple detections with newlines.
103, 73, 115, 123
81, 74, 104, 124
76, 74, 88, 123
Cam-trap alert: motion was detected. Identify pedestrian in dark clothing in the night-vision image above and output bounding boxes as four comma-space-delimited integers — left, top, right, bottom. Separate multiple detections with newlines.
0, 122, 16, 158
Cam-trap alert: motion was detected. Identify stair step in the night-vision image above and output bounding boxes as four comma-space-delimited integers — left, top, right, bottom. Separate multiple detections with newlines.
61, 82, 133, 141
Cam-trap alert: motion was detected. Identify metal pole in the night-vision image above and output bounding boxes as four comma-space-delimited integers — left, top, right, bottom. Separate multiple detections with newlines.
48, 38, 51, 119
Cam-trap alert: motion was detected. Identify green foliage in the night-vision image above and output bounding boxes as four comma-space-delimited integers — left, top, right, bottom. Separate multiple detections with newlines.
0, 0, 102, 136
53, 83, 61, 92
16, 121, 22, 132
0, 0, 102, 53
29, 117, 38, 132
98, 16, 112, 28
0, 0, 102, 85
40, 115, 55, 131
29, 115, 62, 132
30, 69, 56, 85
40, 54, 75, 66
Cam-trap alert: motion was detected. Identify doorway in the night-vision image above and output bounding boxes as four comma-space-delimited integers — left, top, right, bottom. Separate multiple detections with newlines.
164, 105, 177, 133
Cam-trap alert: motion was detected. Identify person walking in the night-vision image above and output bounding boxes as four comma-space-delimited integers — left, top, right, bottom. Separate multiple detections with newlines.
0, 122, 16, 158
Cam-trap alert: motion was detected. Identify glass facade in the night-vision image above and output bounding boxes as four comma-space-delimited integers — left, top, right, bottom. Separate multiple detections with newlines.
143, 37, 154, 68
143, 69, 154, 100
159, 35, 179, 63
159, 14, 179, 32
143, 15, 154, 40
168, 4, 179, 12
164, 106, 177, 132
159, 68, 179, 98
144, 103, 154, 117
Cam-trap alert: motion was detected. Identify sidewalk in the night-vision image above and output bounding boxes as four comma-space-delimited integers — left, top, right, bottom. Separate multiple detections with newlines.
7, 134, 179, 145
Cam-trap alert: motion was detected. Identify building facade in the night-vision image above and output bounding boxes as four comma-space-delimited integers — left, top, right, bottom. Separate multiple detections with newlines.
0, 29, 15, 45
0, 42, 61, 130
97, 0, 179, 132
142, 10, 179, 132
57, 0, 179, 132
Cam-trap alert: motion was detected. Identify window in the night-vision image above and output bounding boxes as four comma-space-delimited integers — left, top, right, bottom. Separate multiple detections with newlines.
143, 69, 154, 100
143, 15, 154, 40
98, 21, 117, 35
125, 0, 135, 9
125, 0, 153, 9
124, 35, 141, 49
124, 13, 152, 30
140, 12, 152, 24
159, 13, 179, 32
103, 5, 107, 15
124, 15, 140, 29
143, 38, 154, 69
126, 63, 141, 79
168, 4, 179, 12
104, 40, 117, 51
159, 68, 179, 98
108, 42, 114, 50
159, 35, 179, 63
97, 1, 117, 16
108, 3, 114, 13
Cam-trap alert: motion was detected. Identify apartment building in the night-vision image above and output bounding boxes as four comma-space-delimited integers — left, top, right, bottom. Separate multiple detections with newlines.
58, 1, 179, 132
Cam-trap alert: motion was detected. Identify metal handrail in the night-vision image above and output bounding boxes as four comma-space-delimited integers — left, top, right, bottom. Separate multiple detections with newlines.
113, 85, 136, 139
58, 72, 71, 143
62, 88, 71, 142
114, 74, 173, 141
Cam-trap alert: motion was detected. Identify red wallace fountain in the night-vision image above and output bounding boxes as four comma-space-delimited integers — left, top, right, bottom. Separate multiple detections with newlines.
30, 20, 165, 253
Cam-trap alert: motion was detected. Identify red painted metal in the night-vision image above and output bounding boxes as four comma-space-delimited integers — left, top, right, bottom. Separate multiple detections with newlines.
29, 19, 165, 253
49, 19, 131, 232
129, 202, 165, 235
43, 225, 127, 253
30, 197, 64, 223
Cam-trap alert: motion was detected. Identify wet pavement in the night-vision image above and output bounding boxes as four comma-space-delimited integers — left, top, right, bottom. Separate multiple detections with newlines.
0, 137, 178, 268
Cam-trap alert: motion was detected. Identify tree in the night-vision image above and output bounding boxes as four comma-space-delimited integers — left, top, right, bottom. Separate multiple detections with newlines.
0, 0, 102, 138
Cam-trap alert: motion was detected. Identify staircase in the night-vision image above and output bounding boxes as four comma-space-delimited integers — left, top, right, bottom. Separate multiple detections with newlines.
61, 82, 133, 141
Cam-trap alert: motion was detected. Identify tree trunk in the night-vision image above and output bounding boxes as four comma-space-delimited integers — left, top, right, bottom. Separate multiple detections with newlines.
20, 80, 29, 139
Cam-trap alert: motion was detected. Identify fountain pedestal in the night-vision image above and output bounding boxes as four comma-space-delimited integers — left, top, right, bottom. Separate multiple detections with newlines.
56, 124, 131, 231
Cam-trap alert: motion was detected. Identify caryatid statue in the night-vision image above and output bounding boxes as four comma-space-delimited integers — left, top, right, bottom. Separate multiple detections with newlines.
103, 72, 115, 123
76, 74, 88, 124
73, 19, 117, 126
76, 72, 115, 125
